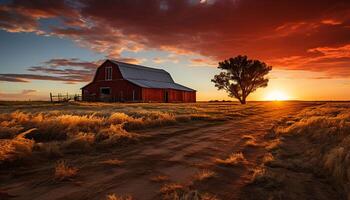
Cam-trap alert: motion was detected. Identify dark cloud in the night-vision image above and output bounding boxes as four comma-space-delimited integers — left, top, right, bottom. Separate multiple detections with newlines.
43, 58, 98, 69
0, 73, 79, 82
0, 58, 100, 83
0, 0, 350, 77
0, 75, 28, 82
0, 57, 146, 83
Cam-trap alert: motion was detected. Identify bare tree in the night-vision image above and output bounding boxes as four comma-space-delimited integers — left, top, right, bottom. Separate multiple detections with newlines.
212, 55, 272, 104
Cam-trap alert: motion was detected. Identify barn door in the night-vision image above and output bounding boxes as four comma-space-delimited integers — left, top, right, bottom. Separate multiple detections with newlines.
164, 90, 169, 103
100, 87, 111, 102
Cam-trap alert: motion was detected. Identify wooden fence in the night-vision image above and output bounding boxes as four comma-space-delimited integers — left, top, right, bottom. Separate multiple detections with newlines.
50, 93, 82, 102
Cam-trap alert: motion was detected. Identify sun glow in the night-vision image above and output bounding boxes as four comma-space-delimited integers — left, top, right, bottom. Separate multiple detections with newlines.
265, 90, 289, 101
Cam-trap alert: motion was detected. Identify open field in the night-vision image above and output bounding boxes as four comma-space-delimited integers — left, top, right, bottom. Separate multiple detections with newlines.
0, 101, 349, 199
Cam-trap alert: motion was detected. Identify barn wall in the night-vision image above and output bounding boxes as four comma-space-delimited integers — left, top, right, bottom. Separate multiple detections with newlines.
141, 88, 163, 102
141, 88, 196, 103
82, 80, 142, 102
168, 89, 196, 103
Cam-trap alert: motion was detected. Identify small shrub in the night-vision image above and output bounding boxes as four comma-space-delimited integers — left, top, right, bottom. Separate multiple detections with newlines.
109, 112, 134, 124
54, 161, 78, 181
96, 125, 137, 147
249, 166, 284, 189
150, 175, 170, 183
160, 183, 184, 195
194, 170, 216, 181
241, 135, 255, 140
262, 153, 274, 165
215, 152, 247, 166
106, 193, 133, 200
245, 140, 259, 147
251, 166, 266, 182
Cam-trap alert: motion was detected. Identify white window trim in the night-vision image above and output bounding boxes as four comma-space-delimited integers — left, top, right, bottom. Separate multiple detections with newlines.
105, 67, 112, 81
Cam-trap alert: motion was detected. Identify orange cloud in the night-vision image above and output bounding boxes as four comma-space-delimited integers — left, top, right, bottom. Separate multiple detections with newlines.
0, 0, 350, 78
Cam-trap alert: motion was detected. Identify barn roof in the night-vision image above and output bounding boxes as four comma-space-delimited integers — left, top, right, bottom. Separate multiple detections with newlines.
110, 60, 195, 92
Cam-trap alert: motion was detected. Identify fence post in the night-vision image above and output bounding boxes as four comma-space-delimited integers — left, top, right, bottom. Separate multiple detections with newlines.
50, 93, 53, 102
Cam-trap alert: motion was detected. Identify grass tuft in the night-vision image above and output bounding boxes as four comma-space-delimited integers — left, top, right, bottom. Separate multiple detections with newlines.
215, 152, 247, 166
106, 194, 133, 200
54, 160, 78, 181
194, 170, 216, 181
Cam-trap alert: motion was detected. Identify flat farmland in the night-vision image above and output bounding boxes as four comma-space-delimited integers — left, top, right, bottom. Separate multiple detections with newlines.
0, 101, 349, 200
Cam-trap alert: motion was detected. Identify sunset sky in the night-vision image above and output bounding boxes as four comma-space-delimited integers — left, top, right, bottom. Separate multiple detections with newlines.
0, 0, 350, 101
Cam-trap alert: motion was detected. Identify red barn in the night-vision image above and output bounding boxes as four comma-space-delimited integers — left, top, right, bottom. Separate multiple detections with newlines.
82, 60, 196, 102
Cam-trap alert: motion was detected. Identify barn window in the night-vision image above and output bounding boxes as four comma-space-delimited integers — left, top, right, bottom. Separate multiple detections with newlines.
105, 67, 112, 80
100, 87, 111, 95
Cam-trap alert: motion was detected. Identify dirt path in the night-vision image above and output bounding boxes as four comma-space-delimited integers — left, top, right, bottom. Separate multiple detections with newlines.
1, 102, 337, 200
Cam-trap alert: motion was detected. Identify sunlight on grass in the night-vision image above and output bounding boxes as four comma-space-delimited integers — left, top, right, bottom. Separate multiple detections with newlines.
54, 160, 78, 181
0, 102, 252, 164
100, 159, 124, 166
194, 169, 216, 181
215, 152, 247, 166
150, 175, 170, 183
106, 194, 133, 200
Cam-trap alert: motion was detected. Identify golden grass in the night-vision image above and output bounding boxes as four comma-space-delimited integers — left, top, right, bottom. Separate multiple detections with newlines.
250, 166, 266, 182
63, 132, 95, 152
160, 184, 218, 200
54, 160, 78, 181
241, 135, 255, 140
0, 102, 265, 164
0, 128, 35, 163
160, 183, 184, 195
264, 139, 281, 150
262, 153, 274, 164
150, 175, 170, 183
215, 152, 247, 166
244, 139, 259, 147
106, 194, 133, 200
194, 170, 216, 181
109, 112, 134, 124
100, 159, 124, 166
259, 103, 350, 196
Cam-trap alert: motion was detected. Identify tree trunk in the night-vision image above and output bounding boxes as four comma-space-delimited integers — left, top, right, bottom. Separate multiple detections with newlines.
241, 97, 246, 104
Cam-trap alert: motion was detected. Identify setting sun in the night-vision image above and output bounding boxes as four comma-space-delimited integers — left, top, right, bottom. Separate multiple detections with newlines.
265, 90, 289, 101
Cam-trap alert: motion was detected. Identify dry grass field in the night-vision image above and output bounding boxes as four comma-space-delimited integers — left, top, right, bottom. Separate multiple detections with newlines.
0, 101, 349, 200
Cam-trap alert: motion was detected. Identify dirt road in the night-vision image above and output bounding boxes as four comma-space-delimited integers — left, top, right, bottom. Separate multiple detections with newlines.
1, 102, 338, 200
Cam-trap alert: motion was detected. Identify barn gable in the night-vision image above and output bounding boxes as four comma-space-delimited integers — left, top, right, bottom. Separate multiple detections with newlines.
110, 60, 195, 92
